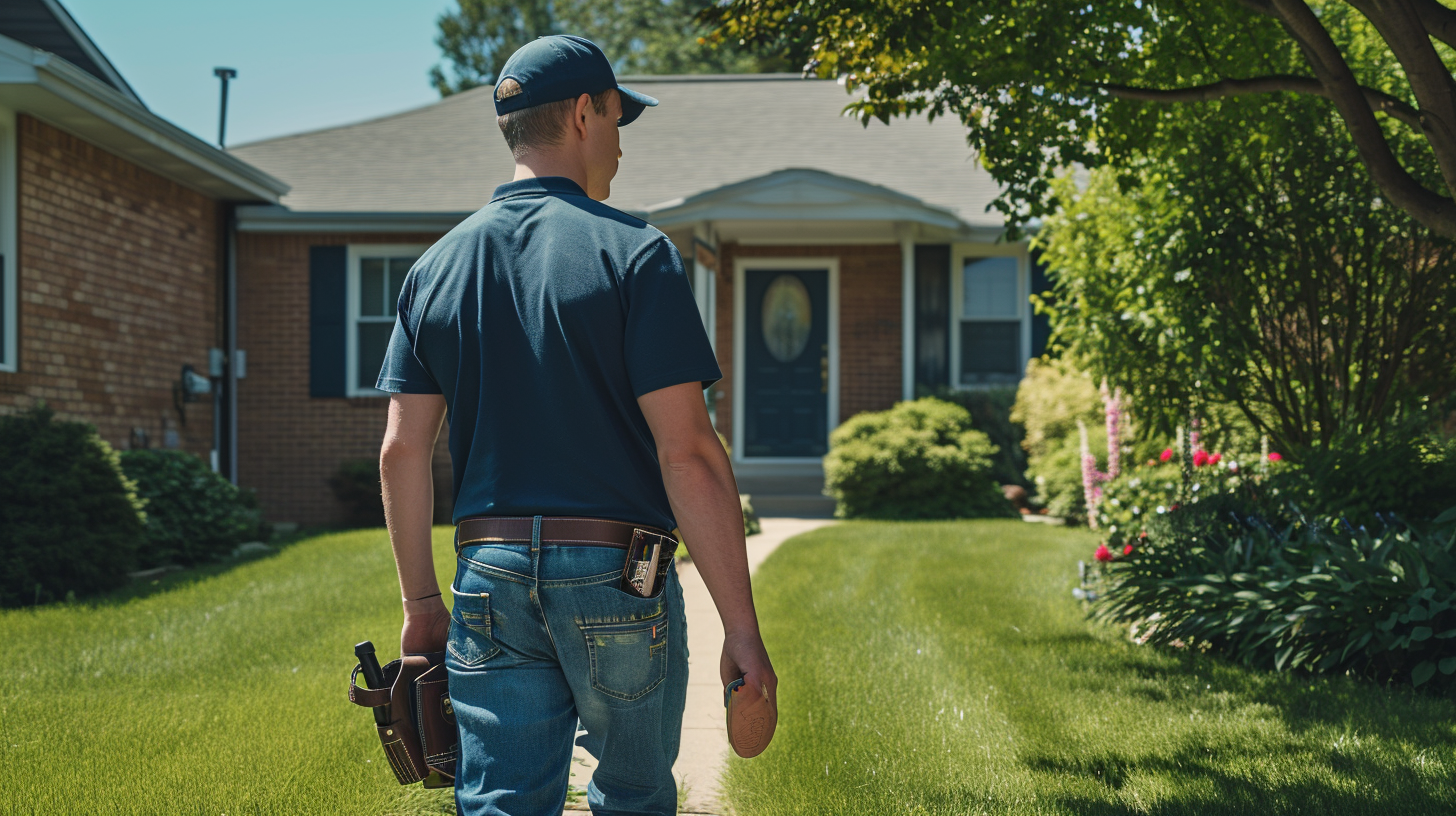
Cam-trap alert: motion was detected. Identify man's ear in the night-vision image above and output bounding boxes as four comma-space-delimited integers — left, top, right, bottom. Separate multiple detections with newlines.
570, 93, 592, 141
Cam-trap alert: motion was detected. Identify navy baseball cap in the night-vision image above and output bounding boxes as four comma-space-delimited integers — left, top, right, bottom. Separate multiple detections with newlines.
493, 35, 658, 126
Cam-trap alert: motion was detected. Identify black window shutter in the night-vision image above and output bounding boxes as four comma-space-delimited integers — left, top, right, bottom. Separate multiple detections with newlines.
1030, 250, 1052, 360
309, 245, 347, 397
913, 244, 951, 392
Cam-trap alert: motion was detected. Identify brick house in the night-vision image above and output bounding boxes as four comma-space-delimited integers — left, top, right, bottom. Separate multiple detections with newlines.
0, 3, 286, 479
229, 77, 1049, 523
0, 2, 1045, 525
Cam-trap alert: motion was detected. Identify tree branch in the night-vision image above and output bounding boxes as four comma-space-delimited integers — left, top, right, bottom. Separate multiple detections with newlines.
1411, 0, 1456, 50
1099, 74, 1422, 129
1267, 0, 1456, 237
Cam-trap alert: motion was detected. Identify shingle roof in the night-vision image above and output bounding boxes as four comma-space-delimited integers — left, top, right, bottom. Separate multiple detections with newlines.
228, 74, 1006, 228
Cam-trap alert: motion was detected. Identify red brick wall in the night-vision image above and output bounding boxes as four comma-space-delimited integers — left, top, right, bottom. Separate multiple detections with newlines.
714, 243, 903, 447
0, 115, 219, 457
236, 232, 453, 525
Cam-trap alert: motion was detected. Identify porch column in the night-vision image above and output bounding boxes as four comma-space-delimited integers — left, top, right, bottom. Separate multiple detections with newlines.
899, 225, 915, 402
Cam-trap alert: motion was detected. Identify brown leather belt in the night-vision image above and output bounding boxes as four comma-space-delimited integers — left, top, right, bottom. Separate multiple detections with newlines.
455, 515, 673, 552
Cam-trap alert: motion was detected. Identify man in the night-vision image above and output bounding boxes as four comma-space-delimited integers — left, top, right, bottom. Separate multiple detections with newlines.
375, 35, 776, 816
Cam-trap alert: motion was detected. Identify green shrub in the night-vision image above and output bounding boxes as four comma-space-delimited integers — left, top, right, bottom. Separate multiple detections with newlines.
916, 384, 1028, 488
824, 398, 1014, 519
120, 450, 266, 568
329, 458, 385, 528
740, 493, 762, 536
0, 404, 146, 607
1271, 432, 1456, 528
1010, 358, 1105, 518
1091, 507, 1456, 690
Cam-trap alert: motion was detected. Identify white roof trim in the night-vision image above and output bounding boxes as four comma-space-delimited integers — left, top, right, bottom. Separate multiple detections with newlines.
236, 206, 471, 233
0, 34, 287, 202
643, 168, 970, 231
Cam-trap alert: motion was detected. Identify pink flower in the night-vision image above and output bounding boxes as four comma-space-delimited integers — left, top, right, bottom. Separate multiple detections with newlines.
1123, 544, 1135, 556
1094, 544, 1114, 562
1193, 450, 1210, 467
1209, 453, 1222, 465
1160, 448, 1174, 463
1268, 452, 1282, 462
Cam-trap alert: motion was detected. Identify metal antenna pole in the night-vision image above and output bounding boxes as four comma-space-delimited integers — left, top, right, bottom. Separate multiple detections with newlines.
213, 67, 237, 147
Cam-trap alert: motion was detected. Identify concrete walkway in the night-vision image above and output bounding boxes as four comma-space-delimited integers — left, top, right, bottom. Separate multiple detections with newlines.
564, 517, 838, 815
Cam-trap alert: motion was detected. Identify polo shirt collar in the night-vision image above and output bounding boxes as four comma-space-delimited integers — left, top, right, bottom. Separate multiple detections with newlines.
490, 176, 587, 202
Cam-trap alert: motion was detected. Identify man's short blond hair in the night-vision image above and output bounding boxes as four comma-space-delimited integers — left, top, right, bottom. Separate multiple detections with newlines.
495, 80, 616, 158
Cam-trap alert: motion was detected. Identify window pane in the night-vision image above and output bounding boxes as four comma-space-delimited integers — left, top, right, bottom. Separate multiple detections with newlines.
387, 258, 415, 317
357, 322, 394, 391
960, 320, 1020, 382
962, 257, 1019, 319
360, 258, 386, 316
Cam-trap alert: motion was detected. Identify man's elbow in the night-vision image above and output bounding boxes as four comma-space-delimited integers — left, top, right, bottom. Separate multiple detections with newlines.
380, 436, 432, 468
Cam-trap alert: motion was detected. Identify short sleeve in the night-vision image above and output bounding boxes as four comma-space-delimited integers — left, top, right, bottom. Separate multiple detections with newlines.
622, 237, 722, 398
376, 280, 441, 395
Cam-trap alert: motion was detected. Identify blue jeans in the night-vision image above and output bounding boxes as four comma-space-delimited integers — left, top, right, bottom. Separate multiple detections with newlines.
447, 517, 689, 816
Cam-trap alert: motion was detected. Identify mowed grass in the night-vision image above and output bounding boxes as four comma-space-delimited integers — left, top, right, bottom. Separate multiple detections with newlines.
724, 520, 1456, 816
0, 528, 462, 816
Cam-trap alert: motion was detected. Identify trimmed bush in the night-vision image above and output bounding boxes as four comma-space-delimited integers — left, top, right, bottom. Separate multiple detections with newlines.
824, 398, 1015, 519
0, 404, 146, 607
917, 383, 1029, 488
329, 458, 385, 528
1010, 358, 1105, 518
120, 450, 266, 568
1092, 507, 1456, 690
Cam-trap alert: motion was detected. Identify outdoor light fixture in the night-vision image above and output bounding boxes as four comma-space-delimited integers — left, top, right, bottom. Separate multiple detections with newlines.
173, 363, 213, 426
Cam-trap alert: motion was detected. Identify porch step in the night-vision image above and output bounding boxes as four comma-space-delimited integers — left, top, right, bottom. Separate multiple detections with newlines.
745, 493, 837, 519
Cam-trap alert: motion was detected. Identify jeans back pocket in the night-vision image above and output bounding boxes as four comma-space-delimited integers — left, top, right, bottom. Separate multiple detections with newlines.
581, 613, 668, 701
448, 586, 501, 669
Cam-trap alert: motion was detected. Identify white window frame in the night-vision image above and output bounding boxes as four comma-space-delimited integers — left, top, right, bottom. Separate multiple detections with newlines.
345, 243, 427, 397
0, 106, 17, 373
948, 244, 1031, 389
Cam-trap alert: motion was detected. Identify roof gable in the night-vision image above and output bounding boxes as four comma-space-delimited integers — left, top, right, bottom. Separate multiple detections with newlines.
0, 0, 140, 104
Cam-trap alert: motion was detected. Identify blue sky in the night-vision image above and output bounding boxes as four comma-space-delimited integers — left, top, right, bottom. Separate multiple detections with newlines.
63, 0, 454, 146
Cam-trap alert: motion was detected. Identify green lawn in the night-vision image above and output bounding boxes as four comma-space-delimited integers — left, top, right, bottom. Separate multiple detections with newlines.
724, 520, 1456, 816
0, 527, 463, 816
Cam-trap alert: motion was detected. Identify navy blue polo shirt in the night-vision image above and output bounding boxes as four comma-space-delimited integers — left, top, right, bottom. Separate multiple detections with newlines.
376, 176, 722, 531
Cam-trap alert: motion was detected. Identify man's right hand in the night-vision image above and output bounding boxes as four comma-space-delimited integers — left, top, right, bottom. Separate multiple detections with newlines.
721, 627, 777, 710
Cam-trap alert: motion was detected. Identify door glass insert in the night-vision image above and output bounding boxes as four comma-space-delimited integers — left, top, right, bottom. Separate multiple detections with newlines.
760, 274, 812, 363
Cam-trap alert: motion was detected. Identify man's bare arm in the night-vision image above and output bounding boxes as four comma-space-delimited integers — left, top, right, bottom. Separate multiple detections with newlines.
637, 382, 775, 701
380, 393, 449, 654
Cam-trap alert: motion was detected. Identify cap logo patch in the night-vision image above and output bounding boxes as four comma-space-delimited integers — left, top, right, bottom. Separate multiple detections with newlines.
495, 78, 523, 101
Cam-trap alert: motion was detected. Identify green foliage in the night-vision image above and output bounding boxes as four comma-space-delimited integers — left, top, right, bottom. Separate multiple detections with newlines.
329, 459, 385, 529
1092, 508, 1456, 690
0, 404, 145, 607
702, 0, 1445, 236
740, 493, 761, 537
430, 0, 807, 96
916, 384, 1028, 488
1272, 433, 1456, 529
824, 398, 1014, 520
1034, 109, 1456, 452
119, 450, 266, 568
1009, 357, 1104, 518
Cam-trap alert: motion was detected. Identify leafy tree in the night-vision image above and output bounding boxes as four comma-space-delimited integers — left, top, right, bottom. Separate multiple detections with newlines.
703, 0, 1456, 238
431, 0, 806, 95
1034, 94, 1456, 453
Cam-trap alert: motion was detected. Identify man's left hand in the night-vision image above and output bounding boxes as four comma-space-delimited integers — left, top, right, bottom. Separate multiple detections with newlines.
402, 596, 451, 655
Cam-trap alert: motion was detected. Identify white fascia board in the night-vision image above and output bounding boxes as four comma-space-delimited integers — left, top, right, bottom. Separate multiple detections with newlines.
0, 35, 288, 202
235, 206, 472, 233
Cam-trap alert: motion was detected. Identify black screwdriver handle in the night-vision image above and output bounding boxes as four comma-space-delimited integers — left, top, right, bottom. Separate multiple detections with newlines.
355, 641, 391, 726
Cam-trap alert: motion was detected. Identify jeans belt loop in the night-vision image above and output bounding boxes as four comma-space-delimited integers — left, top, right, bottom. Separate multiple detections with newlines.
531, 515, 542, 554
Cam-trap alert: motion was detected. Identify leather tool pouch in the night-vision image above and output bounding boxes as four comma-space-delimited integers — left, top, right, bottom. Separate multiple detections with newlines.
349, 651, 457, 787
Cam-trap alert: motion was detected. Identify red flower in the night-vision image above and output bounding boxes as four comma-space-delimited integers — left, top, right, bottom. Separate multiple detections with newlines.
1160, 448, 1174, 463
1193, 450, 1210, 467
1209, 453, 1222, 465
1123, 544, 1135, 556
1268, 452, 1282, 462
1094, 544, 1114, 562
1139, 531, 1148, 539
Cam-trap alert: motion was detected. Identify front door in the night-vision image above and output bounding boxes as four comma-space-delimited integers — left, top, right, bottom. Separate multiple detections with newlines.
743, 268, 829, 457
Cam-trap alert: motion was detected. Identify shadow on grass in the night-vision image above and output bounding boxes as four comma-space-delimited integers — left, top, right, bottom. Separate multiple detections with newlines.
46, 525, 364, 610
